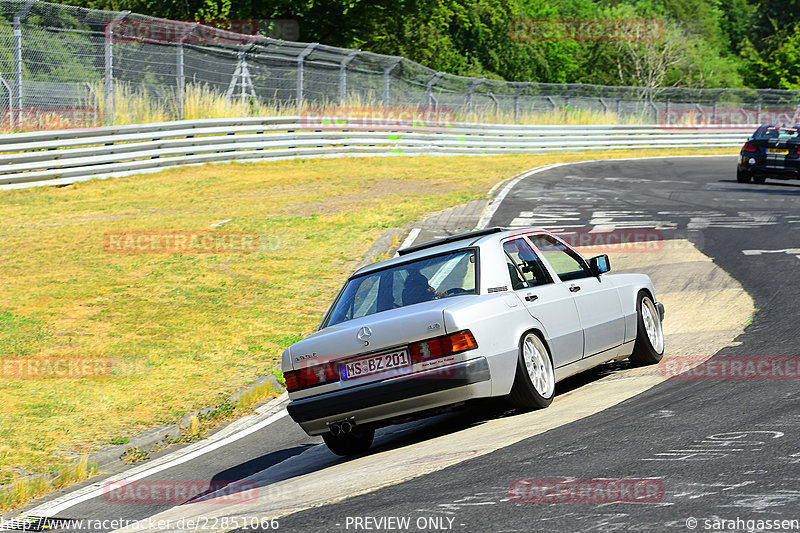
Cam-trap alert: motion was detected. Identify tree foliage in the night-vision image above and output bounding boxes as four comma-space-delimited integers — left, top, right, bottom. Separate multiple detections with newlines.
48, 0, 800, 89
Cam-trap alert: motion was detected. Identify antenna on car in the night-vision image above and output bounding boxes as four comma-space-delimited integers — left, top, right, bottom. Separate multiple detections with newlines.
397, 227, 505, 256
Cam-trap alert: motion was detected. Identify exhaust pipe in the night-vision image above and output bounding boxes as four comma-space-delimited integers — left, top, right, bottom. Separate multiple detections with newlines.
328, 419, 355, 436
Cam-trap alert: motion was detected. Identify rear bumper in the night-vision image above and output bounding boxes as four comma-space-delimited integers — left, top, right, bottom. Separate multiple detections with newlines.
287, 357, 491, 435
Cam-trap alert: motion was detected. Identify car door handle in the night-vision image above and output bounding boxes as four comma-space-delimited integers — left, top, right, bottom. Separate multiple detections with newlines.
525, 294, 538, 302
569, 285, 581, 293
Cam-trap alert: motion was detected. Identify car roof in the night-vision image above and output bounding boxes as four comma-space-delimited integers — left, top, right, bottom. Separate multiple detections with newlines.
351, 226, 551, 277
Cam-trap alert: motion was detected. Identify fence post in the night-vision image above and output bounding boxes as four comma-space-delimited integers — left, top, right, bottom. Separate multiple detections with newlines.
339, 50, 360, 105
425, 72, 444, 109
84, 82, 99, 126
712, 89, 726, 126
465, 77, 484, 114
11, 1, 36, 131
563, 83, 580, 111
13, 17, 22, 130
296, 43, 318, 107
757, 93, 762, 124
382, 57, 402, 109
513, 82, 530, 122
104, 10, 130, 126
176, 23, 196, 120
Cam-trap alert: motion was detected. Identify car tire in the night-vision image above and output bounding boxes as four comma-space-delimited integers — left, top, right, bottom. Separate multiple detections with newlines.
509, 332, 555, 410
629, 292, 665, 365
752, 173, 766, 184
736, 167, 752, 183
322, 426, 375, 456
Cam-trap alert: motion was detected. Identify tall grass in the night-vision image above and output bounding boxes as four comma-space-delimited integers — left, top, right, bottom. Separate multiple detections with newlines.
0, 457, 95, 512
0, 82, 640, 133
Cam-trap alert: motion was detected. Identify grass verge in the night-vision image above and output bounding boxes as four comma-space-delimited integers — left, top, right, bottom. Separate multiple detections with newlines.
0, 147, 734, 509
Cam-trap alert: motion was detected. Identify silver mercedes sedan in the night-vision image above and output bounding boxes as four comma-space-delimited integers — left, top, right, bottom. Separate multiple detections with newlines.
282, 227, 665, 455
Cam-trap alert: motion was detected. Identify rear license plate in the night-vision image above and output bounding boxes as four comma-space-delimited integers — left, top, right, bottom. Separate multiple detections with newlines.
340, 349, 410, 379
767, 148, 789, 155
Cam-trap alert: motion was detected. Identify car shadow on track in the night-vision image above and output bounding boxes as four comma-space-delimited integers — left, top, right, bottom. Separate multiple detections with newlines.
719, 178, 800, 192
188, 360, 631, 505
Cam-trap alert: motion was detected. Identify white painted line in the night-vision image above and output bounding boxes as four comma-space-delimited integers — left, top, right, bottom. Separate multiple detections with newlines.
395, 228, 421, 256
476, 154, 738, 230
742, 248, 800, 255
477, 163, 570, 229
17, 395, 290, 519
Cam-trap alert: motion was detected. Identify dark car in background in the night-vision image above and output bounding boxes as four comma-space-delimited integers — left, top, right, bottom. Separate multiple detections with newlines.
737, 124, 800, 184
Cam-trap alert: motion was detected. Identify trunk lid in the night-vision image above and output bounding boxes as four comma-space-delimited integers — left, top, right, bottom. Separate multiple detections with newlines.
288, 298, 465, 370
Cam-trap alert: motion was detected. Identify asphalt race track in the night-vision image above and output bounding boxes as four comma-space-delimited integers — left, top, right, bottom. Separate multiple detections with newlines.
278, 155, 800, 531
6, 155, 799, 532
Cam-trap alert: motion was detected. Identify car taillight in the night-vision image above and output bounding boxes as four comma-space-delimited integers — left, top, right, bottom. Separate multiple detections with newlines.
285, 330, 479, 392
284, 363, 339, 393
742, 142, 758, 152
409, 330, 478, 363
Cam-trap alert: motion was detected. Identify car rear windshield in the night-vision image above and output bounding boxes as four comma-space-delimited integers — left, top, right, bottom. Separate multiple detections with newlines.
324, 249, 477, 327
753, 126, 800, 142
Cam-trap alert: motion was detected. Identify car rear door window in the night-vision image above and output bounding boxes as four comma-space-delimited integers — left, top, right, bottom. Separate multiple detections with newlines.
503, 238, 552, 288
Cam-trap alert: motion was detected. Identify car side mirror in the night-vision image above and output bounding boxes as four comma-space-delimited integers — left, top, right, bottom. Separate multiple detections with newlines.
589, 254, 610, 276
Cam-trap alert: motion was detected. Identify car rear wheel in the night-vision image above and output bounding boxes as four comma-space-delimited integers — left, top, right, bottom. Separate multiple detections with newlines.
509, 332, 554, 410
737, 167, 752, 183
629, 292, 665, 365
322, 426, 374, 456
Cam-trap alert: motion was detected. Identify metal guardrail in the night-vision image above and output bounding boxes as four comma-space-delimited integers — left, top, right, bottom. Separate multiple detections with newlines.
0, 117, 750, 189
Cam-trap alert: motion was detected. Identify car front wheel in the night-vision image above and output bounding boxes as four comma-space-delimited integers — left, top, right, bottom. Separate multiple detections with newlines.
629, 292, 665, 365
752, 173, 766, 184
509, 332, 555, 410
322, 426, 374, 456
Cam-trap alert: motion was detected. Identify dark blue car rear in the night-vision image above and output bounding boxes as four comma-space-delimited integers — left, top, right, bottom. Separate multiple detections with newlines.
737, 124, 800, 184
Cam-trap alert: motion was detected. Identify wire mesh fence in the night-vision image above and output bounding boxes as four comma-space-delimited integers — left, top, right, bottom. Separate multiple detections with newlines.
1, 0, 800, 131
